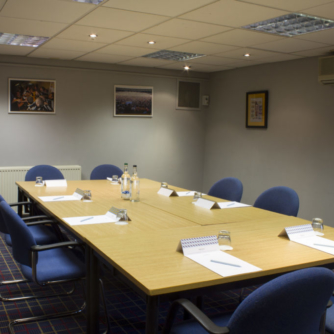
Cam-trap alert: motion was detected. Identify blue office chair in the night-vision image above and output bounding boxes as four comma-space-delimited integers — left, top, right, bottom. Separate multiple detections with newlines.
0, 197, 65, 302
0, 200, 110, 334
90, 164, 123, 180
162, 267, 334, 334
253, 186, 299, 216
25, 164, 64, 181
208, 177, 243, 202
325, 294, 334, 333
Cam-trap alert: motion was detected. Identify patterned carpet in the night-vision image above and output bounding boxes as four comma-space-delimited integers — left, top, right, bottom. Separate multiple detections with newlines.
0, 231, 253, 334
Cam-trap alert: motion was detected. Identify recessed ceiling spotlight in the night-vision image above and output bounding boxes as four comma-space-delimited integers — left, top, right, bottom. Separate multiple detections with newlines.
244, 53, 250, 57
184, 65, 191, 71
89, 34, 97, 39
148, 41, 156, 45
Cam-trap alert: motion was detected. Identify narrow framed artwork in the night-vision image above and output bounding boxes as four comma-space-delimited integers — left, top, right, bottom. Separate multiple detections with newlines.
8, 78, 56, 114
114, 85, 153, 117
246, 91, 268, 128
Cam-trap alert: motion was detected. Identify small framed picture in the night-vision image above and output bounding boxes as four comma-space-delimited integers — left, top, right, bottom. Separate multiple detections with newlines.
9, 78, 56, 114
246, 91, 268, 128
114, 85, 153, 117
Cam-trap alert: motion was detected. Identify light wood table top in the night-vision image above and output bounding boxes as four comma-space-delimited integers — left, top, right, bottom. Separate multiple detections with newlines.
87, 216, 334, 296
16, 179, 333, 299
16, 180, 197, 238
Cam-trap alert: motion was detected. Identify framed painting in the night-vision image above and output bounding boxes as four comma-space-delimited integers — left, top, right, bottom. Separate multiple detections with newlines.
114, 85, 153, 117
9, 78, 56, 114
246, 91, 268, 128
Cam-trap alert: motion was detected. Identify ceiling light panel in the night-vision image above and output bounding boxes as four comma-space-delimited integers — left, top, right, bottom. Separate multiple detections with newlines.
0, 33, 48, 47
143, 50, 206, 61
243, 13, 334, 37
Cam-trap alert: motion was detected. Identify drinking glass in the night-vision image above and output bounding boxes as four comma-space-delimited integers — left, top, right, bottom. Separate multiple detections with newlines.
312, 218, 324, 236
82, 190, 92, 201
35, 176, 43, 187
193, 192, 202, 201
218, 230, 233, 250
161, 182, 168, 188
116, 209, 128, 225
112, 175, 119, 183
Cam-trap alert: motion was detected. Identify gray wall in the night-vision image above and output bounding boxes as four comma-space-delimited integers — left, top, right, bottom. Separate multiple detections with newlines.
204, 57, 334, 224
0, 56, 209, 190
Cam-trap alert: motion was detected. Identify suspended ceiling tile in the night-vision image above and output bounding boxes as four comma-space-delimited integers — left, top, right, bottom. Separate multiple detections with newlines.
97, 44, 156, 57
303, 2, 334, 20
187, 55, 238, 65
236, 0, 334, 11
42, 38, 106, 52
215, 47, 278, 60
57, 25, 134, 44
102, 0, 217, 17
0, 45, 34, 56
260, 53, 303, 62
255, 38, 329, 53
292, 45, 334, 57
159, 62, 234, 72
296, 29, 334, 45
76, 7, 169, 32
118, 57, 173, 67
143, 19, 232, 40
115, 34, 190, 49
0, 17, 67, 37
202, 29, 284, 47
225, 59, 267, 67
169, 41, 240, 55
28, 48, 86, 60
0, 0, 95, 24
179, 0, 288, 27
0, 0, 5, 10
76, 52, 134, 63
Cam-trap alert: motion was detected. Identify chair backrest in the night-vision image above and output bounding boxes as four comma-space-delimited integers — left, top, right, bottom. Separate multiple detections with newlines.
227, 267, 334, 334
0, 195, 9, 234
0, 201, 36, 267
253, 186, 299, 216
208, 177, 243, 202
25, 165, 64, 181
90, 164, 123, 180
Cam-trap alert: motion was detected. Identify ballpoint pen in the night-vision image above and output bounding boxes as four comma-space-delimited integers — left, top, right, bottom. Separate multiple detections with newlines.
210, 259, 241, 267
53, 196, 64, 200
80, 216, 94, 222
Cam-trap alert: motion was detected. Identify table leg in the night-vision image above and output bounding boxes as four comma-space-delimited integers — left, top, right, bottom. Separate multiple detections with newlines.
146, 295, 159, 334
86, 246, 100, 333
17, 189, 23, 217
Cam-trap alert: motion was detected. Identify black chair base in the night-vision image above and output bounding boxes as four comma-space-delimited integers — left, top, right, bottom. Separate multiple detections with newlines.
8, 279, 110, 334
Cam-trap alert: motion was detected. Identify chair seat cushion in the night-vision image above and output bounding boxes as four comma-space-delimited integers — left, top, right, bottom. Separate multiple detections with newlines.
29, 225, 59, 245
20, 247, 85, 283
170, 312, 232, 334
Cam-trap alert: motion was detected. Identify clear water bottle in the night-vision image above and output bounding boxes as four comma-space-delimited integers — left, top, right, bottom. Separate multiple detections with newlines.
121, 163, 131, 200
130, 165, 140, 202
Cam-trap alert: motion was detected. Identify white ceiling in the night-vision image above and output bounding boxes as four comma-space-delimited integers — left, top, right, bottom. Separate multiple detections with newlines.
0, 0, 334, 73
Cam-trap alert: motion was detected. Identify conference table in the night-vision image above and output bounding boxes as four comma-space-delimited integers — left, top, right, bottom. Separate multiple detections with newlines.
15, 179, 334, 334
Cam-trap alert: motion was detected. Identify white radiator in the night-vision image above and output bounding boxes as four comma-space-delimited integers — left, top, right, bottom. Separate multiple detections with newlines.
0, 165, 81, 203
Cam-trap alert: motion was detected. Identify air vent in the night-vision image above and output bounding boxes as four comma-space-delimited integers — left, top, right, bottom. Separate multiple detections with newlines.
143, 50, 206, 62
0, 33, 48, 47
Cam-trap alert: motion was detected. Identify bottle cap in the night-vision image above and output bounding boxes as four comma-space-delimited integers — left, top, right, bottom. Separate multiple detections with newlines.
133, 165, 137, 167
124, 163, 128, 165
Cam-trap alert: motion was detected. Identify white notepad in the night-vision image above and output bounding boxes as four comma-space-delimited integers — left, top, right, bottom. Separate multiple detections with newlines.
63, 211, 120, 226
279, 224, 334, 256
39, 189, 83, 202
178, 235, 261, 277
218, 201, 251, 209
